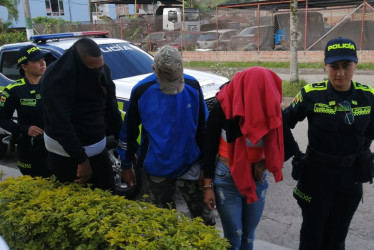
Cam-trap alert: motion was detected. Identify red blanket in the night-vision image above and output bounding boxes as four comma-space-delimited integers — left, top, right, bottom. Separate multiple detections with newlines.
217, 66, 284, 204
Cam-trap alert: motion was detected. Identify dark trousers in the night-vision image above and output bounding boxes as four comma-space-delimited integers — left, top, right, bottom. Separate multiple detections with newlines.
17, 137, 51, 178
48, 149, 115, 193
146, 174, 216, 226
294, 160, 362, 250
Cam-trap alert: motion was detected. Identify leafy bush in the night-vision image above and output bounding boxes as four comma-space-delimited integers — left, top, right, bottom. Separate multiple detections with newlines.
0, 176, 228, 250
0, 31, 27, 46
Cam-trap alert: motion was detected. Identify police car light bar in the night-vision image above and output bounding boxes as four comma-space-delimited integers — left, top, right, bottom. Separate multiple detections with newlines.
30, 31, 109, 43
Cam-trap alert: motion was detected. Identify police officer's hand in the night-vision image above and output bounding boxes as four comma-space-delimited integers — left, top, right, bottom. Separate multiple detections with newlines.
122, 169, 136, 187
28, 126, 44, 137
75, 159, 92, 184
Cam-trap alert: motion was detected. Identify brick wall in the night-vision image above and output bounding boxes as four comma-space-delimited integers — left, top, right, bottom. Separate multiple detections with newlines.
181, 51, 374, 63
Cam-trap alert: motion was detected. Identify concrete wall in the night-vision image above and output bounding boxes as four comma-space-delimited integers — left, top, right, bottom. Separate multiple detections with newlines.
181, 51, 374, 64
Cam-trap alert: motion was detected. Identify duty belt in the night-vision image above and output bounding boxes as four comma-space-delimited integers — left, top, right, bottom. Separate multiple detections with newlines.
307, 147, 359, 168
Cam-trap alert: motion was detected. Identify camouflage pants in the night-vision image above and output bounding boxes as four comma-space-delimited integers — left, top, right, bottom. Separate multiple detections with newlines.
146, 175, 216, 226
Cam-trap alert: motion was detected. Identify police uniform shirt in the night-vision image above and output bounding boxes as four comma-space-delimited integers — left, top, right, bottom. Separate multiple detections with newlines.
0, 78, 43, 137
283, 80, 374, 156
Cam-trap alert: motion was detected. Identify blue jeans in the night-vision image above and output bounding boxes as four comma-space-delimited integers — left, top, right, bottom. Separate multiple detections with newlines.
214, 160, 268, 250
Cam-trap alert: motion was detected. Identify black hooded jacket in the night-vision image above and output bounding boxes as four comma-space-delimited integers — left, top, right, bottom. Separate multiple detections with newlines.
41, 44, 122, 164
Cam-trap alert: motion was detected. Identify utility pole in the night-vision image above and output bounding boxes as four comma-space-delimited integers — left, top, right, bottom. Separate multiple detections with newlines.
21, 0, 33, 39
88, 0, 93, 23
290, 0, 299, 82
68, 0, 72, 22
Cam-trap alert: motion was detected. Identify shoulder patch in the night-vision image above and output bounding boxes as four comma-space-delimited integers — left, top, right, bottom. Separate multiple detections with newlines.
6, 78, 26, 90
1, 90, 10, 98
304, 80, 328, 93
353, 81, 374, 95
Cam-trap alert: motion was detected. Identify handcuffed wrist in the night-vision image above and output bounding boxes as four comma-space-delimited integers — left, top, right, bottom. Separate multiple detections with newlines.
202, 183, 213, 190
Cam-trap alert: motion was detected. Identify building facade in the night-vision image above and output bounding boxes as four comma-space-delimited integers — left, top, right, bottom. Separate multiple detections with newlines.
0, 0, 118, 28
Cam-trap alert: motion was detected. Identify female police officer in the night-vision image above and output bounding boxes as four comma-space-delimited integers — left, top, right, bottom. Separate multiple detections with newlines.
0, 45, 50, 177
283, 37, 374, 250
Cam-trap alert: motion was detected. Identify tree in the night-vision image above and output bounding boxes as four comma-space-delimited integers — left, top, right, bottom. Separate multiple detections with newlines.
184, 0, 200, 9
0, 0, 19, 22
290, 0, 299, 82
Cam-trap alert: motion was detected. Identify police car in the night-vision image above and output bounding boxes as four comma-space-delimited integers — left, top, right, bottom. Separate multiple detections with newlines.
0, 31, 228, 197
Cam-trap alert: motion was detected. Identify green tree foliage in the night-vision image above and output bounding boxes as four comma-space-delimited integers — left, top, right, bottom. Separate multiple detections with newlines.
32, 16, 70, 34
0, 0, 19, 22
0, 31, 26, 46
185, 0, 200, 9
0, 176, 229, 249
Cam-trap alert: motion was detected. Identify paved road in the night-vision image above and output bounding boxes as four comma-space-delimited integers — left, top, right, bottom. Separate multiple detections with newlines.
261, 68, 374, 249
256, 119, 374, 250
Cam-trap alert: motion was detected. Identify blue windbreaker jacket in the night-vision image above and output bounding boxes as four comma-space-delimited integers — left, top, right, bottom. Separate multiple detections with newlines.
117, 73, 208, 178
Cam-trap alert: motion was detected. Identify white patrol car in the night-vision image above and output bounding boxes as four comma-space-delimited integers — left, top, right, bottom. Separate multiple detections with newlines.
0, 31, 228, 197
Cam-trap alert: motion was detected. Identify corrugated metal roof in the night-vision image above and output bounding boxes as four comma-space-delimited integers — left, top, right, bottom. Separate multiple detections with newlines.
217, 0, 374, 10
91, 0, 182, 4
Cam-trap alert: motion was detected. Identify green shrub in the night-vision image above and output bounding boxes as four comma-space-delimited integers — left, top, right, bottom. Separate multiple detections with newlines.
0, 176, 228, 249
0, 31, 27, 46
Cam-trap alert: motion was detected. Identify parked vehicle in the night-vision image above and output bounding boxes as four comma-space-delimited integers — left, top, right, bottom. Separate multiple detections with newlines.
273, 11, 325, 50
160, 7, 200, 31
319, 20, 374, 50
0, 31, 229, 198
195, 29, 239, 51
230, 25, 274, 51
167, 31, 201, 51
139, 31, 180, 51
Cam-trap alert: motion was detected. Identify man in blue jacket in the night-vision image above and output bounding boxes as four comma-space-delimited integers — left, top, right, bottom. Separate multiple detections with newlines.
117, 45, 214, 225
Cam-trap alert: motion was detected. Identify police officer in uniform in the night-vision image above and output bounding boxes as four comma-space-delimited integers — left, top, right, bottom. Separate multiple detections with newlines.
283, 37, 374, 250
0, 45, 50, 177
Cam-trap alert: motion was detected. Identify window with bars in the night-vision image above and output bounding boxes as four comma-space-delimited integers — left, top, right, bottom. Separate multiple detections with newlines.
45, 0, 64, 16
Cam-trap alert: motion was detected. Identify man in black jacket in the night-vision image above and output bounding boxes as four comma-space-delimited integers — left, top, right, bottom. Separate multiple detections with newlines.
41, 38, 122, 192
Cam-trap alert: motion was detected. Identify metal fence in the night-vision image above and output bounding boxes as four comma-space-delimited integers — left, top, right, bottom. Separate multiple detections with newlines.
33, 1, 374, 52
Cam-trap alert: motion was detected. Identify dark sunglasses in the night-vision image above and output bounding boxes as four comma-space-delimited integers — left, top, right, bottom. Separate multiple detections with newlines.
339, 101, 354, 125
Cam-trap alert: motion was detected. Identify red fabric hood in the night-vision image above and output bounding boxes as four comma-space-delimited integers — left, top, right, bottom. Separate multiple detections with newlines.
217, 66, 284, 204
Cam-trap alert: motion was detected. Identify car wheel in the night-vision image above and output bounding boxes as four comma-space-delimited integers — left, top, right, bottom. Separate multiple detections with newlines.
274, 45, 287, 51
106, 136, 142, 199
243, 45, 257, 51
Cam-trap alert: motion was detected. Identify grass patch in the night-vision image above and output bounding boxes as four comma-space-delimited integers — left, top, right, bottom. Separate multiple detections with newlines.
282, 79, 309, 97
184, 61, 374, 70
184, 61, 324, 69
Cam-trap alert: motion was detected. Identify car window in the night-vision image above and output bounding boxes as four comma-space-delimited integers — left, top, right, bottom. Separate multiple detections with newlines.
199, 33, 217, 41
99, 43, 153, 80
185, 12, 199, 21
165, 33, 179, 41
221, 32, 236, 40
0, 51, 19, 80
149, 33, 164, 41
0, 50, 57, 81
175, 33, 200, 42
238, 27, 254, 36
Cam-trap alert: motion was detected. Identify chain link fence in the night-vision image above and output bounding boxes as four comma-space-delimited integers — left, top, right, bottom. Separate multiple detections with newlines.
32, 1, 374, 52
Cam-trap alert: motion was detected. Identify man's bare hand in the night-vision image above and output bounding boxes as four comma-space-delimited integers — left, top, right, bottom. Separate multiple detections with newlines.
28, 126, 44, 137
204, 188, 216, 210
253, 159, 266, 184
75, 159, 92, 184
122, 169, 136, 187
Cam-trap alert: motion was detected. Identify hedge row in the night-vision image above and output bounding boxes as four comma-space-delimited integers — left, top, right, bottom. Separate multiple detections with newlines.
0, 176, 228, 249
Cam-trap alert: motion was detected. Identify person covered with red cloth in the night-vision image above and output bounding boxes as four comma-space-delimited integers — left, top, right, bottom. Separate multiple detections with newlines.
203, 66, 284, 250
